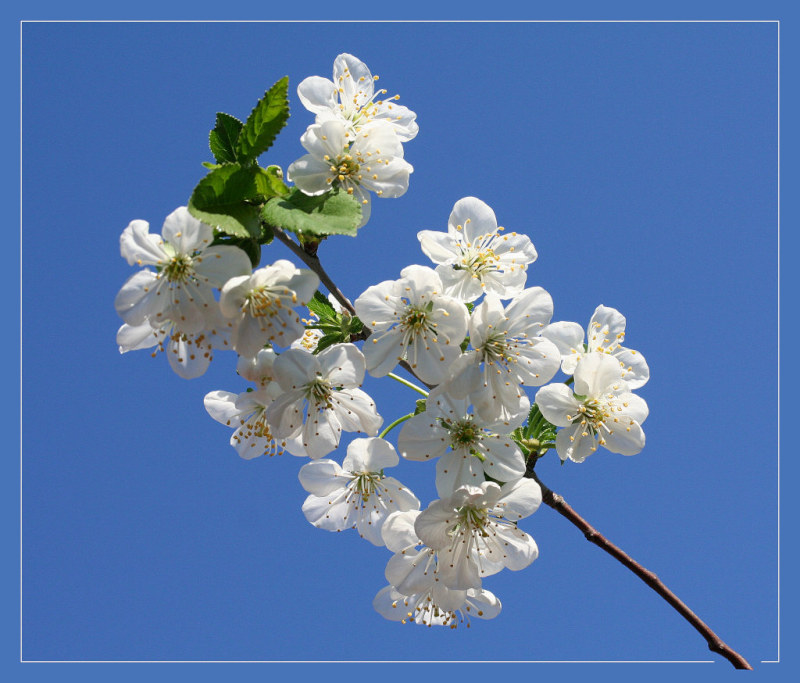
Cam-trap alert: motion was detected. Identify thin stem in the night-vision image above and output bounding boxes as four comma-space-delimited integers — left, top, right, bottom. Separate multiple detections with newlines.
379, 412, 415, 439
525, 466, 752, 670
387, 372, 429, 397
270, 223, 359, 318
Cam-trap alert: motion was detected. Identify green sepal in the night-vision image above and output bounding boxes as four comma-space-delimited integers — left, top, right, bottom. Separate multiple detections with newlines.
414, 399, 427, 416
460, 336, 470, 353
261, 188, 362, 237
236, 76, 290, 164
209, 112, 244, 164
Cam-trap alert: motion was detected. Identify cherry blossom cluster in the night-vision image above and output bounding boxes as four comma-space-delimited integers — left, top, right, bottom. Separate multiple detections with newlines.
114, 53, 651, 630
287, 53, 416, 227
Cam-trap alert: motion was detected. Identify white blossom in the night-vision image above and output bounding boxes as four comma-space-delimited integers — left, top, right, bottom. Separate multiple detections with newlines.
418, 197, 538, 303
373, 584, 501, 629
355, 265, 468, 384
535, 353, 649, 463
235, 347, 279, 387
266, 344, 382, 459
542, 304, 650, 389
297, 53, 418, 142
298, 438, 419, 545
287, 119, 413, 227
219, 259, 319, 357
116, 304, 233, 379
414, 480, 542, 591
397, 386, 525, 497
376, 510, 502, 627
115, 206, 251, 334
445, 290, 561, 426
204, 384, 286, 459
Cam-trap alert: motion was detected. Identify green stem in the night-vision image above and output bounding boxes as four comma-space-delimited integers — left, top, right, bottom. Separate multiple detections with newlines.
387, 372, 429, 397
379, 412, 415, 439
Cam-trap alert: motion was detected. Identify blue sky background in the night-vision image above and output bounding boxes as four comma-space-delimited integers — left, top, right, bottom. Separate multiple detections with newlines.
12, 11, 792, 682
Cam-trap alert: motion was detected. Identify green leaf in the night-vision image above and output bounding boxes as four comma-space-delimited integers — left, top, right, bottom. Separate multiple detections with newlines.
255, 165, 290, 198
261, 189, 362, 237
209, 112, 244, 164
314, 333, 341, 354
188, 163, 264, 238
307, 290, 337, 319
236, 77, 290, 163
348, 316, 364, 336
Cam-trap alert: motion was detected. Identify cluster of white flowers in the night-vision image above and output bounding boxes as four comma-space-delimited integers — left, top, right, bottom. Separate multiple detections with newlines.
288, 53, 416, 227
115, 53, 650, 630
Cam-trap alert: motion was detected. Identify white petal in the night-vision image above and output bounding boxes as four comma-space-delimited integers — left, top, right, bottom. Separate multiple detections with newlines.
298, 459, 348, 495
414, 500, 455, 550
300, 407, 342, 459
343, 437, 399, 471
164, 333, 211, 379
161, 206, 213, 254
417, 230, 458, 265
495, 478, 542, 521
119, 219, 166, 266
574, 353, 627, 397
397, 414, 449, 462
588, 305, 627, 348
435, 451, 484, 497
556, 423, 597, 463
193, 245, 252, 287
204, 390, 241, 425
385, 548, 437, 595
297, 75, 337, 114
504, 287, 554, 334
114, 270, 161, 325
273, 348, 319, 389
541, 321, 585, 360
602, 419, 646, 456
116, 321, 159, 353
477, 436, 525, 484
534, 384, 579, 427
615, 347, 650, 389
318, 343, 365, 387
265, 392, 306, 437
448, 197, 497, 244
331, 388, 382, 436
286, 155, 333, 196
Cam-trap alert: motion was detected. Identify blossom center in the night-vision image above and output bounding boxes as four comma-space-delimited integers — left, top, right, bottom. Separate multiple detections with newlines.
325, 153, 363, 191
480, 331, 516, 365
456, 238, 500, 279
445, 419, 480, 449
161, 255, 194, 283
351, 471, 383, 501
244, 286, 297, 318
401, 301, 434, 334
454, 504, 489, 534
305, 376, 333, 405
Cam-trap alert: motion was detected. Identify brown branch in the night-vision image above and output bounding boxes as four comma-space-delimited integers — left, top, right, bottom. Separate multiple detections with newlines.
270, 224, 357, 317
270, 225, 434, 392
525, 467, 752, 670
269, 226, 750, 668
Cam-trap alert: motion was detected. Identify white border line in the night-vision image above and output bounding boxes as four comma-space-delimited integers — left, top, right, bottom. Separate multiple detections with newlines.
18, 18, 781, 666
